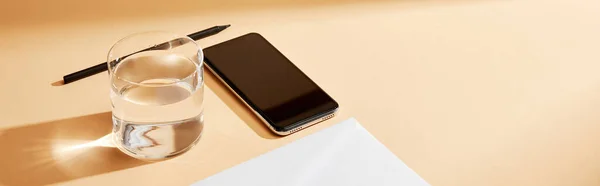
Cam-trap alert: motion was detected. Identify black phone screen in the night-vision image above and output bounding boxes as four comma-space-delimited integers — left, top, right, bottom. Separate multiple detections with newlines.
203, 33, 338, 132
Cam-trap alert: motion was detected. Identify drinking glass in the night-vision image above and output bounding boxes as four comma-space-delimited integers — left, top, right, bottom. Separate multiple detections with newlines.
107, 31, 204, 160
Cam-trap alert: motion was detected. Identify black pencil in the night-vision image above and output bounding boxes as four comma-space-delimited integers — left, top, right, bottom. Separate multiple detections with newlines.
62, 24, 230, 84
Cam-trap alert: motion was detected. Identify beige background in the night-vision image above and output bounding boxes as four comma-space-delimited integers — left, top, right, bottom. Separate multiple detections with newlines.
1, 0, 600, 185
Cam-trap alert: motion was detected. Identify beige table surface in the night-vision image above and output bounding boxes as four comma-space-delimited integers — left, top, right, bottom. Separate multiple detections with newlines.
1, 0, 600, 185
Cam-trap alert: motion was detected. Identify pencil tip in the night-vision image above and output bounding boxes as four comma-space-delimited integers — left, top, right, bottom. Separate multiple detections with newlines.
51, 80, 65, 86
222, 24, 231, 28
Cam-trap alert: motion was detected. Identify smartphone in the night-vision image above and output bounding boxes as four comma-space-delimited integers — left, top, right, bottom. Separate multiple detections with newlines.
203, 33, 339, 135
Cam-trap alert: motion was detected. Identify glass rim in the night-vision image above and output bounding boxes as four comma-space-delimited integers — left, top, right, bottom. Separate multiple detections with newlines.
107, 30, 204, 87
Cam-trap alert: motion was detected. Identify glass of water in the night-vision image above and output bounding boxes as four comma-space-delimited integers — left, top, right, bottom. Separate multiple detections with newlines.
107, 31, 204, 160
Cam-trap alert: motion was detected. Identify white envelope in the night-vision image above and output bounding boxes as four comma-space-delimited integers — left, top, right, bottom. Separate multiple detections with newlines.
192, 118, 430, 186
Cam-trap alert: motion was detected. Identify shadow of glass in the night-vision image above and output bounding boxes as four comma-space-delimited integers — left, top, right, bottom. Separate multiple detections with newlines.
204, 70, 280, 139
0, 112, 151, 186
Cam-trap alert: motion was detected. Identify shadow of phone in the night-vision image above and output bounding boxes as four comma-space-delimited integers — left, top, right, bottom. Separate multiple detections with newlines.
204, 71, 280, 139
0, 112, 151, 186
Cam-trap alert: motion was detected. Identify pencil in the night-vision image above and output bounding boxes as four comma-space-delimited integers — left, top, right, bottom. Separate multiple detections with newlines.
62, 24, 230, 84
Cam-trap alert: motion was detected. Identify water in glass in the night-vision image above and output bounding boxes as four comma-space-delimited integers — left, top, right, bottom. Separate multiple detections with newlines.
110, 52, 204, 160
